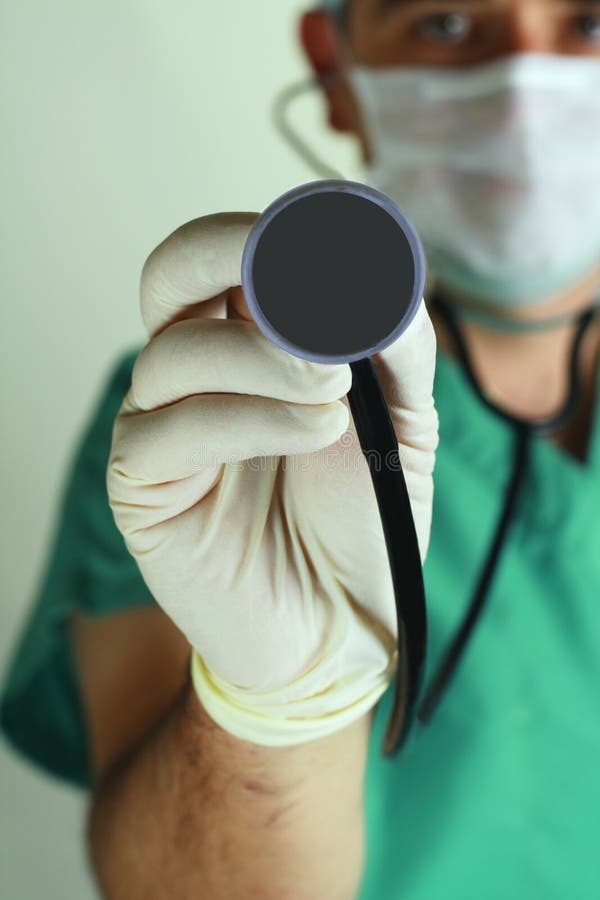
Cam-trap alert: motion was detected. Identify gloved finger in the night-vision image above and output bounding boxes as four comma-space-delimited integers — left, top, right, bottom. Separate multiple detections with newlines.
129, 316, 352, 412
111, 392, 350, 483
372, 300, 439, 461
140, 212, 259, 339
370, 300, 439, 560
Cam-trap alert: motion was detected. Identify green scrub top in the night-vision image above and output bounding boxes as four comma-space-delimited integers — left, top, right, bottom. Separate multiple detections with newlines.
1, 343, 599, 899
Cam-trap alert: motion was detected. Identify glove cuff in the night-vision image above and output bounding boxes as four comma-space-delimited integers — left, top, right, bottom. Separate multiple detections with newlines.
190, 646, 395, 747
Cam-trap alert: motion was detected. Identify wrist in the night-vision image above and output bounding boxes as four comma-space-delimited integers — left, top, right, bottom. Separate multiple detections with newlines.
188, 634, 394, 749
183, 663, 373, 784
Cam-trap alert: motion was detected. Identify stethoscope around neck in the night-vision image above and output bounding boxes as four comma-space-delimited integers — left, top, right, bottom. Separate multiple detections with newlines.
417, 290, 599, 725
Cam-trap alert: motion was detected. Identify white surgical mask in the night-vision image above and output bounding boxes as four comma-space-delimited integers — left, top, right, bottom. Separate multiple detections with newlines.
348, 53, 600, 307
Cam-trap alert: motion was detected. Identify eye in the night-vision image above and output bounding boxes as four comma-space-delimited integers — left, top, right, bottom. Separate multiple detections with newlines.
574, 14, 600, 41
417, 12, 473, 44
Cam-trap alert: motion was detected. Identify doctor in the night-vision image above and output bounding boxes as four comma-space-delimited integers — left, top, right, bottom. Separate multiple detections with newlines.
1, 2, 599, 898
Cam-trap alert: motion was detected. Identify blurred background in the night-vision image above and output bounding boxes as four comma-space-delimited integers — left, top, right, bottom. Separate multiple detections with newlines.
0, 1, 358, 895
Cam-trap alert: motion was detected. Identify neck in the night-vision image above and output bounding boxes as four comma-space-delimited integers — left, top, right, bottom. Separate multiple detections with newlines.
430, 269, 600, 460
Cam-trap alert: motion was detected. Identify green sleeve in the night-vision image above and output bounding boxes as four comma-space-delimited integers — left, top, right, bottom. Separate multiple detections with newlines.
0, 348, 157, 788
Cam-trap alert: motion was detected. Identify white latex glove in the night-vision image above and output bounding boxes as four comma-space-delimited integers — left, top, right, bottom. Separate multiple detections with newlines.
107, 212, 439, 746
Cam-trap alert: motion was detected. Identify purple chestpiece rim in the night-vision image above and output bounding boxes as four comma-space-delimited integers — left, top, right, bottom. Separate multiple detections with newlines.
241, 179, 426, 365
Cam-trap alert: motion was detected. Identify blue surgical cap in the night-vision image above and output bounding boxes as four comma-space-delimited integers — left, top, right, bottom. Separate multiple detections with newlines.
320, 0, 346, 15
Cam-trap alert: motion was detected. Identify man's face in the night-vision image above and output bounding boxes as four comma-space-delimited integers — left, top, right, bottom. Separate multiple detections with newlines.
299, 2, 600, 312
345, 0, 600, 67
301, 1, 600, 160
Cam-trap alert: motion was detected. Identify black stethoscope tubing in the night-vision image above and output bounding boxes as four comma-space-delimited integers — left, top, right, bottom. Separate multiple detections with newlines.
348, 357, 427, 756
417, 291, 599, 724
352, 289, 599, 755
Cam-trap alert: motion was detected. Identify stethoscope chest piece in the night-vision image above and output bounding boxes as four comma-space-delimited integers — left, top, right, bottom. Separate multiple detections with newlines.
242, 179, 426, 364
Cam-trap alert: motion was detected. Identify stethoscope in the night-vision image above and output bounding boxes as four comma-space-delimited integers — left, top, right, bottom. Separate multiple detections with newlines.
242, 179, 427, 757
417, 289, 599, 725
239, 76, 600, 757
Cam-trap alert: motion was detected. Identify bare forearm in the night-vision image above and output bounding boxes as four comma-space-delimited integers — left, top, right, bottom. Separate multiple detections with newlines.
87, 671, 371, 900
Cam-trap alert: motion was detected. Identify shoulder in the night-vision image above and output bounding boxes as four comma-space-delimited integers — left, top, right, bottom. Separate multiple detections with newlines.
71, 348, 192, 780
0, 347, 189, 786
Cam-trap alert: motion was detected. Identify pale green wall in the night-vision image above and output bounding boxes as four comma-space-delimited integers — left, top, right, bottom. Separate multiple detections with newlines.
0, 2, 358, 896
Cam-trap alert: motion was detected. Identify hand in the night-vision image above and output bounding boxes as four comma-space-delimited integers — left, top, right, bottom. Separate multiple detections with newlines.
107, 212, 439, 741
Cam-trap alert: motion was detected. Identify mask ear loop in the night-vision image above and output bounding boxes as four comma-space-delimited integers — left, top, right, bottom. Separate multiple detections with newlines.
271, 76, 347, 180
